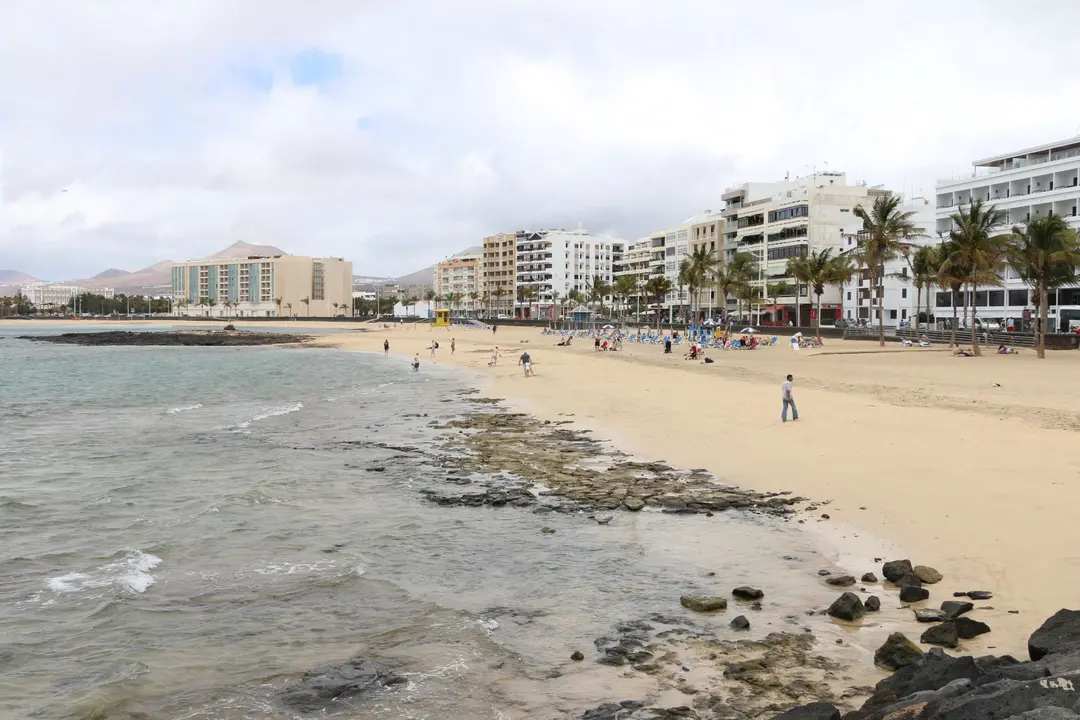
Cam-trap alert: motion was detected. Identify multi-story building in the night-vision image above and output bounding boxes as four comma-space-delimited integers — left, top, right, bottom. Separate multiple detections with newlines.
22, 283, 115, 310
613, 238, 655, 318
482, 232, 517, 317
686, 210, 725, 319
935, 134, 1080, 331
514, 229, 625, 319
170, 254, 353, 318
721, 172, 887, 325
840, 196, 936, 327
433, 252, 482, 315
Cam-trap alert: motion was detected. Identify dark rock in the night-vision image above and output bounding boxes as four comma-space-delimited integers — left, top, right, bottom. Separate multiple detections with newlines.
22, 330, 312, 347
772, 702, 841, 719
942, 601, 975, 619
732, 586, 764, 600
827, 592, 865, 622
623, 497, 645, 512
826, 575, 856, 587
278, 658, 406, 713
953, 616, 991, 639
874, 632, 925, 671
818, 569, 832, 576
882, 559, 914, 583
914, 608, 948, 623
541, 527, 556, 534
932, 671, 1080, 719
967, 590, 993, 600
921, 622, 960, 649
821, 513, 830, 519
1007, 709, 1080, 719
913, 565, 943, 584
865, 596, 881, 612
862, 573, 879, 583
571, 650, 585, 661
680, 595, 727, 612
897, 573, 923, 589
900, 585, 930, 603
1029, 609, 1080, 661
730, 615, 750, 631
859, 648, 982, 714
750, 601, 763, 611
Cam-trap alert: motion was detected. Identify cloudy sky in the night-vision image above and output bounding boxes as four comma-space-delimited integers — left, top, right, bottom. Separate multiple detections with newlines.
2, 1, 1080, 280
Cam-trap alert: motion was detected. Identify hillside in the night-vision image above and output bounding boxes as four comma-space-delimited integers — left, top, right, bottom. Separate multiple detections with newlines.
0, 270, 40, 285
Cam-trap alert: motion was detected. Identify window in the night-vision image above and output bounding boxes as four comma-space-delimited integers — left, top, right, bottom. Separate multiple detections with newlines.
1008, 289, 1029, 306
901, 309, 907, 319
767, 205, 808, 223
988, 290, 1005, 307
975, 291, 988, 306
935, 292, 951, 308
901, 288, 907, 299
846, 291, 851, 300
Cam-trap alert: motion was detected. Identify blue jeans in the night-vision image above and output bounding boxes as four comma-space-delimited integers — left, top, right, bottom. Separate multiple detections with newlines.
782, 398, 798, 421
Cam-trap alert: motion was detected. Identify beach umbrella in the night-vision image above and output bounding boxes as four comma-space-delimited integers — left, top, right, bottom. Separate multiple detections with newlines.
602, 324, 615, 329
740, 327, 758, 334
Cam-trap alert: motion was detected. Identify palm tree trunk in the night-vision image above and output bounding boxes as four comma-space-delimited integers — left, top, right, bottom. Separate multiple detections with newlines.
915, 286, 922, 339
876, 265, 885, 346
815, 292, 822, 339
950, 292, 958, 348
971, 281, 980, 356
1038, 285, 1049, 359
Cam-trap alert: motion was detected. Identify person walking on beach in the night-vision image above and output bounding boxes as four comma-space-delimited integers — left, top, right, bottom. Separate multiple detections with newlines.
412, 353, 420, 372
384, 339, 390, 355
429, 341, 438, 357
451, 338, 456, 355
781, 374, 798, 422
519, 350, 534, 377
489, 346, 501, 367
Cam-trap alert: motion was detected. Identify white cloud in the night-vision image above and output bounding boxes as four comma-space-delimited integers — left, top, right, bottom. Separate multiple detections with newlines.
2, 0, 1080, 279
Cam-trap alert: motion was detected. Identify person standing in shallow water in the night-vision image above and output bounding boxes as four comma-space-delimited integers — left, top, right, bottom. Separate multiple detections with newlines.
383, 339, 389, 355
451, 338, 456, 355
412, 353, 420, 372
781, 374, 798, 422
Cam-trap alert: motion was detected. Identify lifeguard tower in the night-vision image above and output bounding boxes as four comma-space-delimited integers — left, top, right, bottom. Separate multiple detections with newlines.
433, 309, 451, 327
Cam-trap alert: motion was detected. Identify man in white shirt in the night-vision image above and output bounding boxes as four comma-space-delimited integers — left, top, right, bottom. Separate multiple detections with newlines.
781, 374, 798, 422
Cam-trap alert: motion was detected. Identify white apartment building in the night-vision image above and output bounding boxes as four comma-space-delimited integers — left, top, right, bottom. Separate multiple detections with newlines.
514, 229, 625, 319
840, 196, 936, 326
433, 252, 482, 315
722, 172, 888, 325
935, 135, 1080, 331
22, 283, 115, 310
171, 254, 353, 318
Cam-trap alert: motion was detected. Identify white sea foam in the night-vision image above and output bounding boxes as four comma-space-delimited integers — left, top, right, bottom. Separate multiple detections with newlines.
166, 403, 203, 415
45, 550, 162, 595
233, 402, 303, 430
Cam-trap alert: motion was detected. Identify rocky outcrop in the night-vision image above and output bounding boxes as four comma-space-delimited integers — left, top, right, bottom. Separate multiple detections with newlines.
914, 565, 943, 584
733, 586, 765, 600
773, 702, 841, 719
874, 633, 925, 671
278, 658, 405, 713
921, 622, 960, 649
680, 596, 727, 612
827, 592, 865, 622
900, 585, 931, 603
1030, 609, 1080, 661
882, 559, 914, 583
825, 575, 856, 587
22, 330, 311, 346
941, 601, 974, 619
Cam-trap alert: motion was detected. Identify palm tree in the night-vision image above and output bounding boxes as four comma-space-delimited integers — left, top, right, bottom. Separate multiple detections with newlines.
643, 276, 673, 330
614, 275, 639, 325
1006, 214, 1080, 358
908, 245, 941, 335
549, 289, 561, 326
175, 298, 188, 317
764, 281, 793, 325
492, 286, 507, 317
587, 275, 612, 328
469, 291, 480, 318
206, 298, 217, 318
481, 290, 491, 318
936, 238, 967, 348
788, 249, 855, 339
943, 199, 1009, 356
274, 297, 283, 317
716, 252, 757, 325
853, 194, 924, 345
517, 285, 537, 319
300, 297, 310, 317
284, 301, 293, 318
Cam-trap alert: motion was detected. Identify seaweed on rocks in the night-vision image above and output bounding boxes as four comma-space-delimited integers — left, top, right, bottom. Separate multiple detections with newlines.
21, 330, 312, 346
429, 410, 806, 517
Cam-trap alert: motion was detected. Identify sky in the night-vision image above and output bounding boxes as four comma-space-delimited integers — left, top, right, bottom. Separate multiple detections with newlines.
2, 0, 1080, 281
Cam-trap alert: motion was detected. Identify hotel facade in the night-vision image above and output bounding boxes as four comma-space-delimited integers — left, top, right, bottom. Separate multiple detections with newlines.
513, 229, 625, 320
170, 255, 353, 318
22, 282, 115, 310
935, 135, 1080, 331
433, 252, 482, 315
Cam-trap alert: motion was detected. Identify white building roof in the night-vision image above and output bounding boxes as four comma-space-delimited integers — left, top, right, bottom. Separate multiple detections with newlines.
973, 135, 1080, 167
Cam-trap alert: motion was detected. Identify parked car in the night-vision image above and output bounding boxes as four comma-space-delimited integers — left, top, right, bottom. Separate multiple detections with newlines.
961, 318, 1002, 331
834, 319, 852, 329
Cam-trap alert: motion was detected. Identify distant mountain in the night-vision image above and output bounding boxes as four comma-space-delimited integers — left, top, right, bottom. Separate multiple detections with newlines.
68, 241, 291, 294
0, 270, 39, 285
390, 246, 482, 288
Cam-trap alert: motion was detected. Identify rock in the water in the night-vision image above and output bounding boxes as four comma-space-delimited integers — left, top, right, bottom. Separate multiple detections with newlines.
899, 585, 930, 603
680, 595, 727, 612
278, 658, 406, 713
1029, 609, 1080, 661
882, 559, 914, 583
732, 586, 764, 600
827, 592, 865, 622
826, 575, 856, 587
967, 590, 993, 600
897, 573, 923, 589
942, 600, 975, 619
541, 527, 556, 534
931, 671, 1080, 719
623, 497, 645, 512
730, 615, 750, 631
818, 569, 831, 576
750, 601, 763, 611
921, 622, 960, 649
914, 608, 948, 623
875, 632, 925, 671
953, 616, 991, 639
865, 596, 881, 612
571, 650, 585, 661
913, 565, 943, 583
862, 572, 879, 583
772, 702, 841, 719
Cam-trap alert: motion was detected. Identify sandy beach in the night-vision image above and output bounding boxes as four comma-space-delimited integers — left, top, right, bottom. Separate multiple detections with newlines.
8, 317, 1079, 663
295, 319, 1080, 661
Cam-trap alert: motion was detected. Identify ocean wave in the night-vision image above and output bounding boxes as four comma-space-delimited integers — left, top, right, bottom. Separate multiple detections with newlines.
45, 549, 162, 595
166, 403, 203, 415
233, 402, 303, 430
